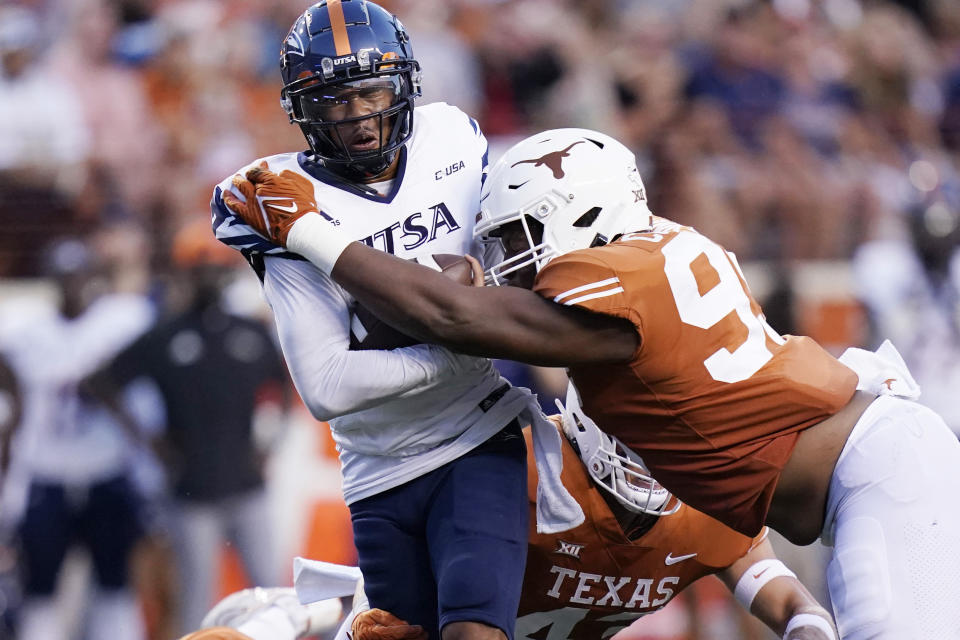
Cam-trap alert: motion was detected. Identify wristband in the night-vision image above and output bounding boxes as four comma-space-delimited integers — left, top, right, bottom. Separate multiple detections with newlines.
734, 559, 796, 610
783, 612, 836, 639
286, 212, 354, 274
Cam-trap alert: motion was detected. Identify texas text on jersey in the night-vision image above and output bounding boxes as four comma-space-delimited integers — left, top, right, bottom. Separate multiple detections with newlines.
533, 217, 858, 536
516, 426, 765, 640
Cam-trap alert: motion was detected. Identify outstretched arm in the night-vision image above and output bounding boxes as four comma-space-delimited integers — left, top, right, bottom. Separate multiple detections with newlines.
718, 538, 837, 640
332, 242, 637, 366
222, 168, 638, 367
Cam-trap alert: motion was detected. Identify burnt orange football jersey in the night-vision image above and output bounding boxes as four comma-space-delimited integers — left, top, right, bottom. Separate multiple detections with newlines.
533, 218, 857, 535
518, 427, 764, 640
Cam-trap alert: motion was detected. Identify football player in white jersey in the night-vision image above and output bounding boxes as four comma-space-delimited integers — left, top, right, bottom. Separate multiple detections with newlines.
0, 238, 154, 640
211, 3, 572, 640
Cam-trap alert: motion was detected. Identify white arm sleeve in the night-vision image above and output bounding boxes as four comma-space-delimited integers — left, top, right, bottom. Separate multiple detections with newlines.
262, 256, 476, 421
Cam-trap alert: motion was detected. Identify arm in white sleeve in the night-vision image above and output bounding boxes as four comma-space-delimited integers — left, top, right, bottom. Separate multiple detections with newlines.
262, 256, 476, 421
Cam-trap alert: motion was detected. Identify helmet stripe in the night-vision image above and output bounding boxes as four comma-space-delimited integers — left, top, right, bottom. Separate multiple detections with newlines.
326, 0, 352, 56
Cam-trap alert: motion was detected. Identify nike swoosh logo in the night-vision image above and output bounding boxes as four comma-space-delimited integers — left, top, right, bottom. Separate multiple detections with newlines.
664, 552, 697, 566
259, 196, 298, 214
752, 567, 770, 579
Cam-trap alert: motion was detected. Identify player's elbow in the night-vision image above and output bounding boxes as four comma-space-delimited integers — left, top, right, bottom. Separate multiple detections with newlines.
299, 382, 353, 422
301, 396, 338, 422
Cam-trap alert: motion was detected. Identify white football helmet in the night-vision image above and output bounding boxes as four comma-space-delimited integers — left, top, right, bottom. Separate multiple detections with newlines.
556, 382, 678, 517
476, 128, 653, 285
200, 586, 343, 637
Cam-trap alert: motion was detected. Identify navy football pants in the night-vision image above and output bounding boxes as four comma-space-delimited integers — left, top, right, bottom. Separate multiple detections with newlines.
350, 421, 528, 640
19, 473, 143, 595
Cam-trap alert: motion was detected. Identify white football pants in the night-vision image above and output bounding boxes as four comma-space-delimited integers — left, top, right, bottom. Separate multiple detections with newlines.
821, 395, 960, 639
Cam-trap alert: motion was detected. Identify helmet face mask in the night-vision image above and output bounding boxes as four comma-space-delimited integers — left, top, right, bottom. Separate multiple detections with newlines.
556, 383, 678, 518
476, 128, 653, 286
280, 1, 421, 179
479, 215, 554, 287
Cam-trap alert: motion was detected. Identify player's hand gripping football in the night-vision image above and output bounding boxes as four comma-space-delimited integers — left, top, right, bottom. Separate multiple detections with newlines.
222, 162, 319, 246
351, 608, 427, 640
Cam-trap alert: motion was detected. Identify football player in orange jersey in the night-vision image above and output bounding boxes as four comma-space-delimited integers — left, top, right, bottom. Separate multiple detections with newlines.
179, 399, 836, 640
222, 128, 960, 639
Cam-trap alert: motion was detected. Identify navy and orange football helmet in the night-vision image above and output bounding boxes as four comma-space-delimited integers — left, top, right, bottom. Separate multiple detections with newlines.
280, 0, 421, 179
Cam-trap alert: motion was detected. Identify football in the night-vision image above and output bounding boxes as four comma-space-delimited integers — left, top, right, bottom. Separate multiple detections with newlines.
418, 253, 475, 286
349, 253, 475, 350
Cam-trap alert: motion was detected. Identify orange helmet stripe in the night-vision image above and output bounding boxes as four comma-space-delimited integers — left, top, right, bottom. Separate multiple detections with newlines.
326, 0, 352, 56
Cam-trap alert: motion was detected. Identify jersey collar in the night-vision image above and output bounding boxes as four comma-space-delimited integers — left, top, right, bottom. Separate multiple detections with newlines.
297, 147, 408, 204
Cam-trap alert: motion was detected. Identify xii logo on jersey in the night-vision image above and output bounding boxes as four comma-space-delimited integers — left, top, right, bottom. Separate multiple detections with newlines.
554, 540, 585, 559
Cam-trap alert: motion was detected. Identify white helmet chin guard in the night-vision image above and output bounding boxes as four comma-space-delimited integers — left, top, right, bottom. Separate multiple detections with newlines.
556, 382, 678, 517
476, 128, 653, 285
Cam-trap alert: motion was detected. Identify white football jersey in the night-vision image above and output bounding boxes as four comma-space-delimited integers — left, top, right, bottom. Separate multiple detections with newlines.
0, 293, 154, 485
213, 103, 528, 503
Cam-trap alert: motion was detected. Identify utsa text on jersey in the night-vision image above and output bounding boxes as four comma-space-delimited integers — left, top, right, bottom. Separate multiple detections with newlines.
359, 201, 462, 253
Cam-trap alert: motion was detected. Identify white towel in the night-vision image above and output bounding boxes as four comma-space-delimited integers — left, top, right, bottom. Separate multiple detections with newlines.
521, 394, 585, 534
292, 557, 363, 605
838, 339, 921, 400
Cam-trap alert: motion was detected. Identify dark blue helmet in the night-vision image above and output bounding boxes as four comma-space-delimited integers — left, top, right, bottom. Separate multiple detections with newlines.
280, 0, 421, 179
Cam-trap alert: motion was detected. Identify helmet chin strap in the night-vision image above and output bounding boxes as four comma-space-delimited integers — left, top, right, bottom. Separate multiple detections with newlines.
328, 155, 393, 182
302, 156, 385, 198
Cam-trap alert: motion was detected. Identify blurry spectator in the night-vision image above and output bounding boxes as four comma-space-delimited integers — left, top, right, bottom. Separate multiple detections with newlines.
853, 199, 960, 437
474, 1, 622, 136
0, 5, 91, 277
90, 221, 290, 634
943, 65, 960, 150
396, 0, 483, 115
0, 236, 154, 640
646, 106, 748, 256
611, 4, 688, 151
48, 0, 164, 218
0, 5, 89, 188
684, 4, 788, 149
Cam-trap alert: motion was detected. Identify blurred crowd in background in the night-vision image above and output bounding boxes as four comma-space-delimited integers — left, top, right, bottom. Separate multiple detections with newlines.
1, 0, 959, 638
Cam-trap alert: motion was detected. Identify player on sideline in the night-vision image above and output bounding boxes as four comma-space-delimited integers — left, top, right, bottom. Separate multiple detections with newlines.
223, 127, 960, 639
210, 4, 590, 640
178, 400, 837, 640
